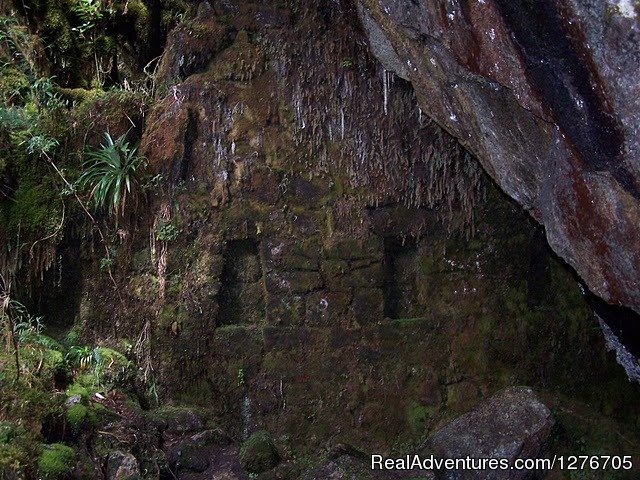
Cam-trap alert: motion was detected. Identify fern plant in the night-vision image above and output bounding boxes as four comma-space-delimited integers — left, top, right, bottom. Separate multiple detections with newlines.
77, 133, 145, 221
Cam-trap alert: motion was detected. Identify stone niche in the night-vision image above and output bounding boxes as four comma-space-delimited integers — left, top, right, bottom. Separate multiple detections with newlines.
383, 237, 421, 319
217, 239, 265, 325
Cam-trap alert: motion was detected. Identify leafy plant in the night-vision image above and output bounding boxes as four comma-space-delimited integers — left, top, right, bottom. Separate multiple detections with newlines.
70, 0, 111, 39
1, 294, 51, 380
77, 132, 145, 221
25, 134, 59, 157
99, 257, 114, 271
0, 16, 36, 75
155, 221, 179, 242
0, 106, 30, 130
67, 345, 101, 372
340, 58, 354, 68
10, 301, 44, 344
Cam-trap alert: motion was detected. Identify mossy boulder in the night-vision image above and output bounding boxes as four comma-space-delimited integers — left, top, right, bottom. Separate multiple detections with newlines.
65, 383, 90, 400
173, 429, 229, 472
37, 443, 76, 479
65, 402, 99, 433
149, 406, 205, 434
239, 430, 280, 474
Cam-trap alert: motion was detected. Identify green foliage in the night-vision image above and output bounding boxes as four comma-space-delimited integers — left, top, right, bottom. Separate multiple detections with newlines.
31, 77, 66, 110
99, 256, 114, 270
71, 0, 105, 37
77, 132, 145, 220
67, 345, 133, 389
0, 16, 37, 78
0, 74, 66, 232
37, 443, 76, 479
0, 103, 28, 127
0, 67, 29, 103
155, 221, 179, 241
159, 0, 191, 30
1, 299, 62, 362
0, 304, 134, 476
9, 299, 44, 343
2, 168, 62, 232
26, 134, 60, 157
67, 345, 101, 371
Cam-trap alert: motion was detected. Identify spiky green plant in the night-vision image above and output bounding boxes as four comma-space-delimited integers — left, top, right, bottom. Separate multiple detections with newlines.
77, 133, 145, 221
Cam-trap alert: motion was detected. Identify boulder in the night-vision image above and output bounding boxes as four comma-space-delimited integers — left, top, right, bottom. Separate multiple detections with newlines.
106, 451, 140, 480
426, 387, 554, 480
239, 430, 280, 474
151, 406, 205, 434
173, 429, 230, 473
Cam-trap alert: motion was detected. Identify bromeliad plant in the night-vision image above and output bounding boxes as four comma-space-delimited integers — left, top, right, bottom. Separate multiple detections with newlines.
67, 345, 101, 371
77, 132, 145, 223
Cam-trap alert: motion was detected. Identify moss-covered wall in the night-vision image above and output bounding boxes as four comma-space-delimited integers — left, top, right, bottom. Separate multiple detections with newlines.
64, 0, 640, 464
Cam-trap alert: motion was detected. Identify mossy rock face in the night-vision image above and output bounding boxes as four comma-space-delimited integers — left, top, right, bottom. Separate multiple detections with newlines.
37, 443, 76, 479
239, 430, 280, 474
149, 406, 205, 434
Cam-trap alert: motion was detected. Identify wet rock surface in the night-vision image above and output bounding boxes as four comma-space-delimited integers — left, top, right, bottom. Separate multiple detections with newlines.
426, 387, 554, 480
5, 1, 640, 478
356, 0, 640, 315
106, 451, 140, 480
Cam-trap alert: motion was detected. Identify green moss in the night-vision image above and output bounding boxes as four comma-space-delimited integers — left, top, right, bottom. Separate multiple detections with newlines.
0, 139, 63, 234
94, 35, 117, 57
0, 422, 39, 476
66, 383, 90, 400
42, 9, 73, 54
240, 430, 280, 474
71, 88, 146, 122
37, 443, 76, 479
57, 87, 100, 105
159, 0, 191, 29
96, 346, 128, 365
64, 326, 82, 347
0, 66, 30, 101
66, 404, 88, 430
158, 305, 183, 330
0, 443, 30, 475
406, 402, 435, 433
126, 0, 151, 40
